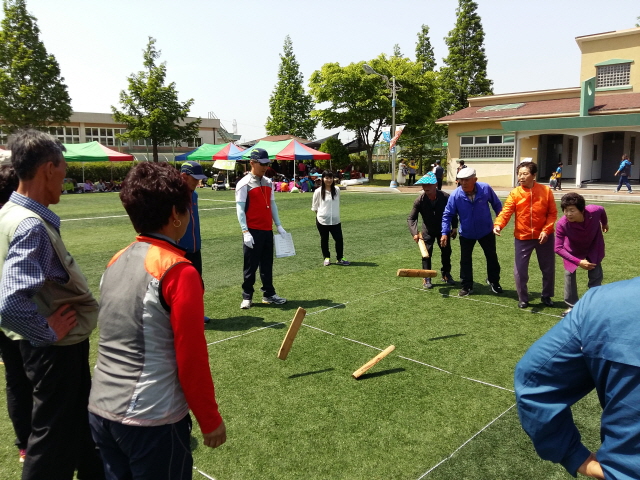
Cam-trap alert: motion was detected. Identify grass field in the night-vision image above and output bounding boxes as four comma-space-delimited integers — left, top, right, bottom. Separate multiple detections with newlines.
1, 187, 639, 479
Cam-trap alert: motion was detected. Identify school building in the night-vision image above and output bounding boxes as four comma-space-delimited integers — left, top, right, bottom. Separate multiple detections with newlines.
437, 27, 640, 187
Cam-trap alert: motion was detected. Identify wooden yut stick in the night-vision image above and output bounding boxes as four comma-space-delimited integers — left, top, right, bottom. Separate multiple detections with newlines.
418, 236, 430, 258
352, 345, 395, 379
397, 269, 437, 278
277, 307, 306, 360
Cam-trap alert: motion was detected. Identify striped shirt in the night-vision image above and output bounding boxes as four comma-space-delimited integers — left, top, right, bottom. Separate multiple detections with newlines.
0, 192, 69, 346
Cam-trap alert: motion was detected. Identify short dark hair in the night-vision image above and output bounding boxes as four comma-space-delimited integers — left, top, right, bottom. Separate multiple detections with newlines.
8, 129, 65, 181
119, 162, 191, 234
517, 161, 537, 176
0, 164, 19, 205
560, 192, 585, 213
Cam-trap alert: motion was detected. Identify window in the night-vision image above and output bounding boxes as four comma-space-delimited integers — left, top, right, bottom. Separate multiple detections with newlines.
596, 63, 631, 88
38, 126, 80, 144
631, 136, 636, 164
85, 127, 128, 146
459, 134, 515, 159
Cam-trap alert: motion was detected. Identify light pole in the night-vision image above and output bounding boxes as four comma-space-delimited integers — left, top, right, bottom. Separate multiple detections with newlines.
363, 64, 401, 188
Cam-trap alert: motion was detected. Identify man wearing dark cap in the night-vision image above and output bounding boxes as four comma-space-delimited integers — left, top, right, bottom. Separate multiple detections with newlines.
441, 167, 503, 297
179, 161, 211, 323
407, 172, 457, 289
235, 148, 287, 309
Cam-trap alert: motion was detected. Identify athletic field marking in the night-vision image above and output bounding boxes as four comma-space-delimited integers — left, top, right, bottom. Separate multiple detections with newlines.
60, 207, 234, 222
409, 286, 562, 319
305, 287, 403, 316
199, 199, 236, 203
207, 322, 284, 346
416, 404, 516, 479
194, 467, 217, 480
303, 324, 336, 336
342, 337, 383, 350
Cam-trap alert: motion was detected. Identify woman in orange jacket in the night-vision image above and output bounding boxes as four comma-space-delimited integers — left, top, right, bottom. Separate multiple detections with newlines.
493, 161, 558, 309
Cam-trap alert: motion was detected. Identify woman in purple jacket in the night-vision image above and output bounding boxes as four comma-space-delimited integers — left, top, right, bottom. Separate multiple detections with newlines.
554, 193, 609, 317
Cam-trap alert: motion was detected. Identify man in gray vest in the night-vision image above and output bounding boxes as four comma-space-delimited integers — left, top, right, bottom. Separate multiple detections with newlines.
0, 130, 104, 479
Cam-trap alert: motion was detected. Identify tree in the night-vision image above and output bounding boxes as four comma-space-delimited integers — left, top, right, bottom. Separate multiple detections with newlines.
636, 16, 639, 27
112, 37, 200, 162
0, 0, 72, 131
392, 44, 403, 58
415, 24, 436, 73
310, 54, 435, 180
317, 136, 349, 171
265, 35, 316, 140
439, 0, 493, 115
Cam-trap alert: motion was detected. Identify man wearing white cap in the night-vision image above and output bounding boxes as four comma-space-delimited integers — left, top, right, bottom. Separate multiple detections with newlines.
441, 167, 503, 297
407, 172, 457, 289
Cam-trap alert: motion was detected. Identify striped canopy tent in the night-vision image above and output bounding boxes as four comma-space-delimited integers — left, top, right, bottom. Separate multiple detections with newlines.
230, 139, 331, 161
175, 143, 245, 163
62, 141, 134, 182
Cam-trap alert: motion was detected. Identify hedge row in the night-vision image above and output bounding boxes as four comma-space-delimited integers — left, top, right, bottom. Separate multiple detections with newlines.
63, 161, 230, 182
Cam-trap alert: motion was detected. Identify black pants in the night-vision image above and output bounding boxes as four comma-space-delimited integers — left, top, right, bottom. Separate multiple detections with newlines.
421, 233, 451, 275
242, 229, 275, 300
184, 249, 202, 278
0, 331, 32, 450
437, 179, 443, 190
89, 413, 192, 480
20, 338, 104, 480
408, 173, 416, 185
458, 233, 501, 290
316, 220, 344, 260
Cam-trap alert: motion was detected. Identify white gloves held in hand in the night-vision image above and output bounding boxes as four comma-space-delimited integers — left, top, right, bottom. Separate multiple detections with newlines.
277, 225, 287, 236
243, 231, 254, 248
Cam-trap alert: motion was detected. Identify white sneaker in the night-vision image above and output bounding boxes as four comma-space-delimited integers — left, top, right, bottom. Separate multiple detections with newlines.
240, 299, 252, 309
262, 294, 287, 305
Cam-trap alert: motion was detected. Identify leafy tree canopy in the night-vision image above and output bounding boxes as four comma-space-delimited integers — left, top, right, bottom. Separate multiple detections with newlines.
317, 136, 349, 171
415, 24, 436, 73
0, 0, 72, 131
439, 0, 493, 114
309, 54, 436, 180
112, 37, 200, 162
265, 35, 316, 140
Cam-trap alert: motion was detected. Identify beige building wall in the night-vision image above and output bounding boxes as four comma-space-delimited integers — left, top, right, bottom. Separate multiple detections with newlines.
577, 28, 640, 91
445, 120, 515, 186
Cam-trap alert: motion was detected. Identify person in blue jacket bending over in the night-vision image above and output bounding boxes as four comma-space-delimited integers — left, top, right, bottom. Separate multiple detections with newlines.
440, 167, 502, 297
515, 277, 640, 479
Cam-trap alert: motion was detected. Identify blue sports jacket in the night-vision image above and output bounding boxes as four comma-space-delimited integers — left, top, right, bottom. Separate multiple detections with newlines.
515, 277, 640, 479
178, 190, 201, 253
441, 182, 502, 239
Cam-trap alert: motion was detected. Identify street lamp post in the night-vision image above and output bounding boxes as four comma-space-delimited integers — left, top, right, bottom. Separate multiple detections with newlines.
363, 63, 401, 188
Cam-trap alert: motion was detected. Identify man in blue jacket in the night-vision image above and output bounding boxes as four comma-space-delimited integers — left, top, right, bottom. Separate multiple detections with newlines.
613, 153, 633, 193
440, 168, 502, 296
515, 277, 640, 479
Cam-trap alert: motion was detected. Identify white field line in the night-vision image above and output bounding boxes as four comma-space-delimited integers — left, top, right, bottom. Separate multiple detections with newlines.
199, 199, 236, 203
416, 404, 516, 479
194, 467, 217, 480
61, 207, 234, 222
409, 286, 562, 319
207, 323, 284, 346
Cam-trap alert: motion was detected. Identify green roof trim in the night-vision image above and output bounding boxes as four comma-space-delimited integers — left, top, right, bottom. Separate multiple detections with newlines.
457, 128, 505, 137
595, 85, 632, 92
594, 58, 633, 67
477, 103, 525, 112
501, 113, 640, 132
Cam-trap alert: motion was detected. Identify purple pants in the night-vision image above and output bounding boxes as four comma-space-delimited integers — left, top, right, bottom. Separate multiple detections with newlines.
513, 236, 555, 303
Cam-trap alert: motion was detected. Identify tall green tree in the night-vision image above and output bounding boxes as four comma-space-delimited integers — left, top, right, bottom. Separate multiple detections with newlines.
112, 37, 200, 162
309, 54, 435, 180
392, 44, 403, 58
317, 136, 349, 171
439, 0, 493, 114
0, 0, 72, 131
265, 35, 316, 140
415, 25, 436, 72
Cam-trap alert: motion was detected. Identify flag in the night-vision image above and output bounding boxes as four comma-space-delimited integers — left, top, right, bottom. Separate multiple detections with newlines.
389, 125, 405, 150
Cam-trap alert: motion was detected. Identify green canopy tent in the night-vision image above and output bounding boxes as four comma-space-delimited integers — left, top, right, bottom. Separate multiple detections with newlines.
62, 141, 134, 183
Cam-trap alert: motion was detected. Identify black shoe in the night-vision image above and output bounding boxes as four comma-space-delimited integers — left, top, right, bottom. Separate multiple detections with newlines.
204, 316, 211, 324
486, 279, 503, 294
518, 301, 528, 309
442, 273, 456, 285
458, 287, 473, 297
541, 296, 553, 307
561, 308, 572, 317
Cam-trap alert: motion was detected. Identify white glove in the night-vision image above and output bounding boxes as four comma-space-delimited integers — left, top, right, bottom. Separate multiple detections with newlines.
277, 225, 287, 235
243, 231, 254, 248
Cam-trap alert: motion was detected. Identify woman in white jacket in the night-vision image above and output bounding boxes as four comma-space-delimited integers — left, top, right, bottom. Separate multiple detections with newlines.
312, 171, 349, 266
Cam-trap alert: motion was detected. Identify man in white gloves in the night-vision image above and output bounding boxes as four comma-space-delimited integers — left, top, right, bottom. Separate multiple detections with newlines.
235, 148, 287, 309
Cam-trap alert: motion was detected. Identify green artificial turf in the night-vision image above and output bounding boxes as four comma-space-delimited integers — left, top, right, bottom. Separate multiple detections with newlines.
1, 188, 638, 479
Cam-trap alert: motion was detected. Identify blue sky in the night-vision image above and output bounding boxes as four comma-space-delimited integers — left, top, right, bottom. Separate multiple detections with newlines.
3, 0, 639, 142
